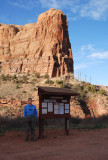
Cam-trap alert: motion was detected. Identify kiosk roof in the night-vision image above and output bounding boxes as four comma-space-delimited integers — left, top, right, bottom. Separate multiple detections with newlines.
38, 86, 79, 96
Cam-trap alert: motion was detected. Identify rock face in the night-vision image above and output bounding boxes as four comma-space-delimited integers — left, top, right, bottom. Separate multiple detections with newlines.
0, 9, 73, 77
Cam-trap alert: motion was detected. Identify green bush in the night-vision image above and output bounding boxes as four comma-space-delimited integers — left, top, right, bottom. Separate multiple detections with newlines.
31, 78, 38, 85
73, 84, 83, 91
22, 75, 28, 83
33, 88, 37, 91
0, 74, 6, 81
26, 72, 30, 76
84, 84, 97, 93
56, 80, 65, 88
98, 89, 107, 96
45, 79, 54, 84
0, 74, 11, 81
44, 74, 49, 79
60, 83, 65, 88
35, 72, 40, 78
56, 80, 64, 84
11, 74, 17, 80
89, 85, 97, 93
22, 90, 26, 93
16, 84, 20, 89
82, 89, 87, 94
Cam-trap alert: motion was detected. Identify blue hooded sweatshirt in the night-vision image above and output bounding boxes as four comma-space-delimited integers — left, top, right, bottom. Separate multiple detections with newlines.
24, 104, 38, 118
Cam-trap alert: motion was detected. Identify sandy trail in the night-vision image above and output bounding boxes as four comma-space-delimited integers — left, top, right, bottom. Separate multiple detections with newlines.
0, 128, 108, 160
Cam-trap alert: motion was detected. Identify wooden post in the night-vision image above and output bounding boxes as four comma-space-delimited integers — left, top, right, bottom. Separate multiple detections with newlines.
65, 118, 69, 135
39, 118, 44, 139
39, 94, 44, 139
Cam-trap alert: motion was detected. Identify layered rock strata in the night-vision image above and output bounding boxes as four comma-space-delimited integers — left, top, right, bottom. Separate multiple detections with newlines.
0, 9, 73, 77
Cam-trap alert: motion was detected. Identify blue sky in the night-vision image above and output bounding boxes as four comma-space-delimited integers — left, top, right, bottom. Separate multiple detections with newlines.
0, 0, 108, 86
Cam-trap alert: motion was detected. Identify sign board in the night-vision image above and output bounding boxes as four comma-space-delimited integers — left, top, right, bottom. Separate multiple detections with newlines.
38, 86, 79, 138
39, 95, 70, 119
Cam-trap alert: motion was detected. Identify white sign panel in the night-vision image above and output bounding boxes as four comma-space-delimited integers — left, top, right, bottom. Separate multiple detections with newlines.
44, 99, 49, 102
48, 103, 53, 112
65, 110, 69, 113
54, 109, 59, 114
65, 104, 69, 109
62, 100, 67, 102
42, 102, 47, 108
60, 103, 64, 106
54, 105, 59, 110
42, 109, 47, 114
59, 105, 64, 114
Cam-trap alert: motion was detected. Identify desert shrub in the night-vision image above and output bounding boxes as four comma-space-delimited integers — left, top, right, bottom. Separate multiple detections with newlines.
0, 74, 6, 81
22, 75, 28, 83
26, 72, 30, 76
106, 96, 108, 100
84, 85, 91, 91
31, 78, 38, 85
16, 84, 20, 89
98, 89, 107, 96
45, 79, 54, 84
84, 84, 96, 93
60, 82, 65, 88
73, 84, 83, 91
33, 88, 37, 91
82, 89, 87, 94
56, 80, 65, 88
89, 85, 97, 93
22, 90, 26, 93
5, 74, 10, 80
44, 74, 49, 79
56, 80, 64, 84
0, 74, 11, 81
11, 74, 17, 80
35, 72, 40, 78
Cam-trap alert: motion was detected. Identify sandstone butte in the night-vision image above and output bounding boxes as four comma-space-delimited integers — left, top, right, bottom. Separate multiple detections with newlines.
0, 8, 74, 77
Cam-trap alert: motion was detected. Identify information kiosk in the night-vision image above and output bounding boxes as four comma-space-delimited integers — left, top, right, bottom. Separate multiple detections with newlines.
38, 86, 78, 138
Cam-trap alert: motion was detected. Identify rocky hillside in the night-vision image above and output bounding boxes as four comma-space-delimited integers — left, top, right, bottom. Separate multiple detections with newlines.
0, 73, 108, 119
0, 9, 73, 77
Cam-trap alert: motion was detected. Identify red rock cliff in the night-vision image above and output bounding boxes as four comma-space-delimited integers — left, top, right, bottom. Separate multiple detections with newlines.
0, 9, 73, 77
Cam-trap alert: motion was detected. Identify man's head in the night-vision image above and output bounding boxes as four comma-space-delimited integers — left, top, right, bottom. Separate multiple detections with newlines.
28, 98, 32, 105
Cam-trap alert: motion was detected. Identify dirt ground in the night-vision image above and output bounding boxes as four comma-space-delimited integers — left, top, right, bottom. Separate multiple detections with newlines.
0, 128, 108, 160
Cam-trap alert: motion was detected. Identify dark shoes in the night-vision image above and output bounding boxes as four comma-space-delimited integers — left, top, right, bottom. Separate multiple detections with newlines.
25, 138, 36, 141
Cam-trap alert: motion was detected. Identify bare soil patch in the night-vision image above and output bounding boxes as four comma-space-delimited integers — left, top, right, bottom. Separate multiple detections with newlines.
0, 128, 108, 160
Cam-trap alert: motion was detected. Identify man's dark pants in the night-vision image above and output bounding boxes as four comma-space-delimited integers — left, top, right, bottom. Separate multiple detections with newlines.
25, 115, 36, 140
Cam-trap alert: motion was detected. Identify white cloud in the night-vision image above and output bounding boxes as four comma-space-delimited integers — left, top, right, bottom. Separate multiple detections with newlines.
80, 44, 94, 54
40, 0, 108, 20
89, 51, 108, 59
79, 44, 108, 59
80, 0, 108, 20
8, 0, 38, 10
8, 0, 108, 20
40, 0, 59, 9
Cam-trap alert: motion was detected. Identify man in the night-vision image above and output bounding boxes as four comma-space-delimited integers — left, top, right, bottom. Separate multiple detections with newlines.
24, 98, 38, 141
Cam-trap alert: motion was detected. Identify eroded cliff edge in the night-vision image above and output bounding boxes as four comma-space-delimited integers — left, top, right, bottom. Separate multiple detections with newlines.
0, 9, 73, 77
